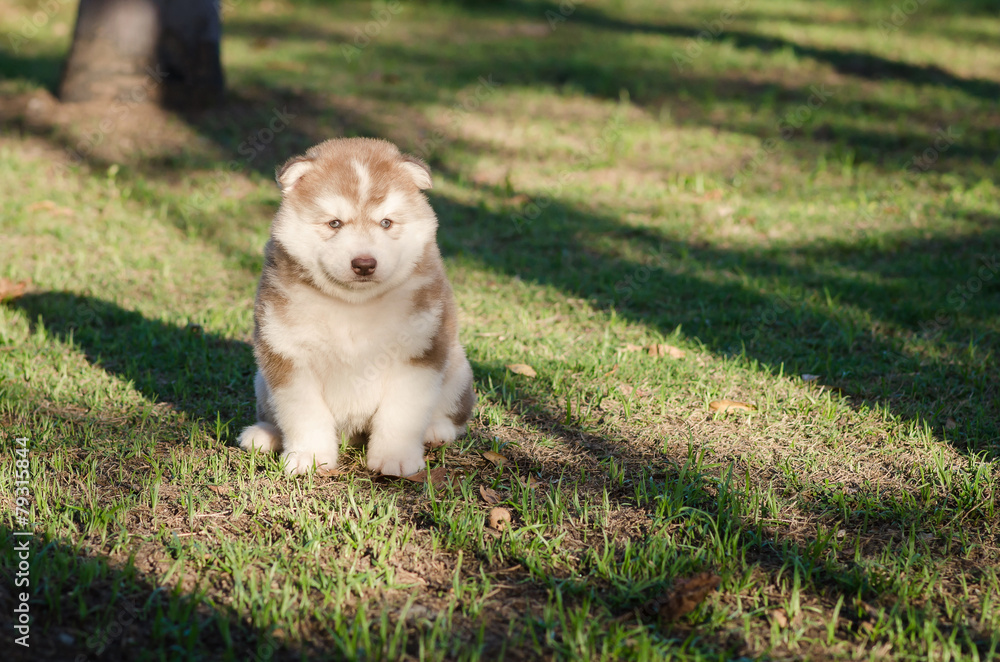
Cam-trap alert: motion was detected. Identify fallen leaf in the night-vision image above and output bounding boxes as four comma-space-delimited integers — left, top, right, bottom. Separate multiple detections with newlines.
603, 363, 619, 377
770, 609, 788, 628
403, 467, 448, 484
479, 485, 501, 504
801, 374, 820, 382
651, 572, 721, 621
709, 399, 756, 412
506, 363, 537, 377
647, 344, 685, 359
619, 384, 653, 397
26, 200, 73, 216
488, 507, 511, 531
0, 278, 29, 302
207, 485, 229, 496
520, 475, 542, 489
317, 467, 345, 477
482, 451, 508, 468
871, 642, 893, 657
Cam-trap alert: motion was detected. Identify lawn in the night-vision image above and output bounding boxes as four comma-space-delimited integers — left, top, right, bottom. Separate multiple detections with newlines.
1, 0, 999, 659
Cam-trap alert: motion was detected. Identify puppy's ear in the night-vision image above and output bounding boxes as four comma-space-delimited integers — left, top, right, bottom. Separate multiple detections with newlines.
400, 153, 432, 190
276, 156, 314, 193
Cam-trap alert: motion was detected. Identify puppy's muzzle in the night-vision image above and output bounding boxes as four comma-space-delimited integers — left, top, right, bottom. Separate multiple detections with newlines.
351, 256, 377, 277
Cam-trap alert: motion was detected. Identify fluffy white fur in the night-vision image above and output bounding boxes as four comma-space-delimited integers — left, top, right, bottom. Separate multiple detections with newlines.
237, 138, 475, 476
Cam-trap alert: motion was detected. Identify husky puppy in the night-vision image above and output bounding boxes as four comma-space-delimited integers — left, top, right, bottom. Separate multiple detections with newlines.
237, 138, 475, 476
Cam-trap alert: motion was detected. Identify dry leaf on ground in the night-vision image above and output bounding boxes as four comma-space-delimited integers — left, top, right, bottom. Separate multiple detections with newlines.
647, 343, 685, 359
506, 363, 537, 377
0, 278, 29, 302
482, 451, 508, 468
709, 399, 756, 412
770, 609, 788, 628
622, 343, 685, 359
403, 467, 448, 484
26, 200, 73, 216
619, 384, 653, 398
488, 507, 511, 531
479, 485, 501, 504
520, 475, 542, 489
317, 467, 346, 477
651, 572, 721, 622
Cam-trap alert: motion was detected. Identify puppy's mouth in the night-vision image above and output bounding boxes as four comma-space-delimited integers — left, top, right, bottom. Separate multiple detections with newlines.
319, 264, 378, 289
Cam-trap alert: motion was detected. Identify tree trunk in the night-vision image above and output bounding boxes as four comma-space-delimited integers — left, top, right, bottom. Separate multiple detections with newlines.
59, 0, 224, 109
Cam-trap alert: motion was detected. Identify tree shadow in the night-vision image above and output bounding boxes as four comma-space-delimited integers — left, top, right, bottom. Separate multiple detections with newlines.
13, 292, 257, 433
12, 293, 993, 659
0, 50, 63, 92
5, 4, 1000, 656
0, 525, 297, 661
7, 60, 998, 458
216, 9, 999, 181
560, 4, 1000, 101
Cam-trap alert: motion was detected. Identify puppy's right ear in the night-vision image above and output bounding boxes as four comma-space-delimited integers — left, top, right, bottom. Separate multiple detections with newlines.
276, 156, 314, 193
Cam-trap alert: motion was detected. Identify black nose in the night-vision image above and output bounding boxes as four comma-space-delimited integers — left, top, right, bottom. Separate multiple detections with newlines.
351, 256, 377, 276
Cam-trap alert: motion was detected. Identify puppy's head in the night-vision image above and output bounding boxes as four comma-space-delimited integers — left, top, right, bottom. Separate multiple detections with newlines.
271, 138, 436, 301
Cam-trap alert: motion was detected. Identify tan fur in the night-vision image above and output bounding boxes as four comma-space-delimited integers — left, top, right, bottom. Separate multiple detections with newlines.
449, 376, 476, 426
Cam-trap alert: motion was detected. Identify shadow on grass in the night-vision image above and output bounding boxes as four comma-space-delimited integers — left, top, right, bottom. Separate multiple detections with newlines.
4, 4, 999, 657
13, 292, 257, 437
0, 50, 63, 92
216, 6, 1000, 177
6, 289, 998, 658
0, 525, 294, 662
7, 66, 1000, 456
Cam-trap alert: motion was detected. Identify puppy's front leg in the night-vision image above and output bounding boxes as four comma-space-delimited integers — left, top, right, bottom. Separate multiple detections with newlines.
367, 366, 442, 477
270, 371, 339, 475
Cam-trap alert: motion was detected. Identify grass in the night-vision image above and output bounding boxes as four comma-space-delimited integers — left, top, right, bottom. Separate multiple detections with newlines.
1, 0, 999, 659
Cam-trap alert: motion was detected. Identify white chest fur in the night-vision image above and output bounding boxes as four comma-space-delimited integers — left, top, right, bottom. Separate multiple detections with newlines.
260, 277, 442, 426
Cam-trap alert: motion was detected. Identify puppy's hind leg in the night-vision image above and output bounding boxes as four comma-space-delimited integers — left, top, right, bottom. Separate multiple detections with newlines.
424, 356, 476, 448
238, 371, 283, 453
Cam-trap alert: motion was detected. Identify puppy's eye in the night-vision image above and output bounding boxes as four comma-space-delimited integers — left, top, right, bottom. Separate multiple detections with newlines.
380, 218, 392, 229
328, 220, 342, 229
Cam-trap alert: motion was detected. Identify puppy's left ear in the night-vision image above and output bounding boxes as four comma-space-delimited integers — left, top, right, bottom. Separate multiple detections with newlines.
400, 154, 433, 190
276, 156, 314, 193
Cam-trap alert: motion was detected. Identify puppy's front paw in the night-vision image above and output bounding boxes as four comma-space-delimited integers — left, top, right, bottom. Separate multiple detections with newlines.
281, 450, 338, 475
424, 419, 460, 449
238, 423, 282, 453
367, 445, 425, 477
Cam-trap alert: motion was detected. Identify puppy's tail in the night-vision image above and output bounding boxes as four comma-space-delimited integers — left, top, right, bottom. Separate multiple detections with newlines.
238, 422, 282, 453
